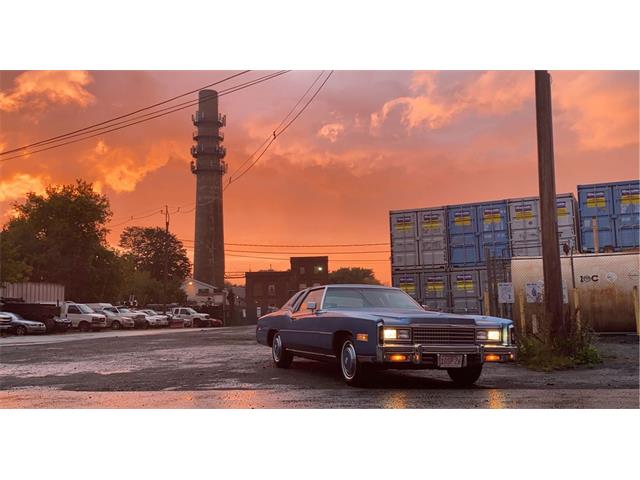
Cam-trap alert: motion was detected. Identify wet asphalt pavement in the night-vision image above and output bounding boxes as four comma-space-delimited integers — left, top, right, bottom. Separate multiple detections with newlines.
1, 326, 638, 408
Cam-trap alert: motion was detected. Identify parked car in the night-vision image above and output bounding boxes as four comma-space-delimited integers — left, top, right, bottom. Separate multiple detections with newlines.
256, 284, 517, 387
0, 313, 13, 335
57, 302, 106, 332
138, 309, 169, 327
101, 309, 135, 330
0, 301, 70, 333
170, 307, 212, 328
0, 311, 47, 335
93, 305, 148, 329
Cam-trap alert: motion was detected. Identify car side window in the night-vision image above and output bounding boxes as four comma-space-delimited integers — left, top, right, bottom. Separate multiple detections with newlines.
295, 289, 324, 314
67, 305, 80, 314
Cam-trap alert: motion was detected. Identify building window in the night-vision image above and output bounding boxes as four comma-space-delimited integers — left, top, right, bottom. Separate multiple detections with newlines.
197, 288, 210, 296
314, 265, 324, 274
267, 284, 276, 296
299, 266, 306, 275
299, 283, 307, 290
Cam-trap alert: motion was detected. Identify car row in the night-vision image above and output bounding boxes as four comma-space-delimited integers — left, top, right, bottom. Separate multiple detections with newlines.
0, 302, 223, 336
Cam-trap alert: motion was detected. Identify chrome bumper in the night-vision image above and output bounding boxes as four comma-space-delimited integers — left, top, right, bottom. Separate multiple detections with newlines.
361, 343, 517, 368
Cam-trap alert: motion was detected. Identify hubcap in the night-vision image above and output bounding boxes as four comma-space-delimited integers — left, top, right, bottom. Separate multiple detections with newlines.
341, 342, 357, 380
272, 335, 283, 362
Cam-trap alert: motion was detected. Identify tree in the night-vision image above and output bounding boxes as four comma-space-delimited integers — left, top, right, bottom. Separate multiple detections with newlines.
118, 227, 191, 304
119, 226, 191, 282
0, 232, 32, 283
328, 267, 381, 285
2, 180, 120, 300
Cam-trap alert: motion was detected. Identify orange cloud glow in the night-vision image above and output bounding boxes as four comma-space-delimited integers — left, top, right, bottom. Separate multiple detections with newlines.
0, 70, 94, 112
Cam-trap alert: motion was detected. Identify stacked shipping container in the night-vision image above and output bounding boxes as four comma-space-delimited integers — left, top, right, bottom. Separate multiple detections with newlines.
390, 193, 581, 312
577, 180, 640, 252
391, 180, 639, 311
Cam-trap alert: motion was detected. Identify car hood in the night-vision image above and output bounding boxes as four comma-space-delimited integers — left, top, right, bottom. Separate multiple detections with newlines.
14, 319, 45, 327
327, 308, 512, 327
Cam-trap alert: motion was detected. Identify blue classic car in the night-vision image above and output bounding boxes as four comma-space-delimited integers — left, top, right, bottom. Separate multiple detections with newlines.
256, 284, 517, 386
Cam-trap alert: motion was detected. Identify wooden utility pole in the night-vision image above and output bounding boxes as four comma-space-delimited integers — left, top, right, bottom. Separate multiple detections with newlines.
534, 70, 565, 341
163, 205, 170, 315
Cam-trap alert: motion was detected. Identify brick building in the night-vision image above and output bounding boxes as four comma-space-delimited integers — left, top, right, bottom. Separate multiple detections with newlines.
245, 256, 328, 322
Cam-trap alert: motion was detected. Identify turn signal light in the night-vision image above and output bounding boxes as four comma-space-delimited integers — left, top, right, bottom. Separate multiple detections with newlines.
484, 354, 502, 362
388, 354, 409, 362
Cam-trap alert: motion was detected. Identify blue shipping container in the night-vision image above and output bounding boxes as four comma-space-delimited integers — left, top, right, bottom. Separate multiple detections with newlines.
447, 204, 480, 266
578, 180, 639, 251
477, 201, 510, 262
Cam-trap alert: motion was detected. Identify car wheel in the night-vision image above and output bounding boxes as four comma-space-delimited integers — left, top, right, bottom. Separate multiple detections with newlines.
15, 325, 27, 336
271, 333, 293, 368
447, 365, 483, 387
339, 338, 368, 387
144, 321, 150, 329
79, 322, 90, 333
111, 321, 122, 330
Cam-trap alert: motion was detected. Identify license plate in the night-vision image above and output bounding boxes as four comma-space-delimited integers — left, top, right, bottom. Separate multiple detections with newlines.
438, 354, 464, 368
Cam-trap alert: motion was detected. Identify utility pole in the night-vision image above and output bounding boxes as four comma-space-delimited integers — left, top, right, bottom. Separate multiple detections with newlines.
534, 70, 565, 341
163, 205, 170, 315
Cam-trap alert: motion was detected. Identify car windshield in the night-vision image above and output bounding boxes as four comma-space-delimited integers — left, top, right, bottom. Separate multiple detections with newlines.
119, 308, 132, 313
77, 304, 95, 314
185, 308, 198, 314
322, 287, 422, 310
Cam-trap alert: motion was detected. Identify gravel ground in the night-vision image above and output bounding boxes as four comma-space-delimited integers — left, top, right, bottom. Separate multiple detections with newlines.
1, 326, 637, 408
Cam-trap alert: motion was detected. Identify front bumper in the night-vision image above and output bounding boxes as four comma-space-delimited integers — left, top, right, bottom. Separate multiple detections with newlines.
27, 325, 47, 334
361, 343, 517, 368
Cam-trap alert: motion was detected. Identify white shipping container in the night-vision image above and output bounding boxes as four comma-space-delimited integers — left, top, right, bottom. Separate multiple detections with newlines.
510, 252, 639, 332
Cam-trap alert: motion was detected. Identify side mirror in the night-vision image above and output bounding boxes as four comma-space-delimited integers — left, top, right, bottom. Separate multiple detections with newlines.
307, 301, 318, 312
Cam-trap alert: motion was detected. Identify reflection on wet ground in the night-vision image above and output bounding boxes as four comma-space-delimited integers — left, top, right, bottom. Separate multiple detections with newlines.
1, 327, 638, 408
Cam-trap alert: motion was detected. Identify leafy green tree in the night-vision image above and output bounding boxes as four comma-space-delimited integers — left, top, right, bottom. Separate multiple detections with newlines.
2, 180, 119, 301
328, 267, 381, 285
0, 232, 32, 283
118, 226, 191, 282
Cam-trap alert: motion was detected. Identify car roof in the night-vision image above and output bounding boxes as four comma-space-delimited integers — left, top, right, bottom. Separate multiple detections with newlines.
317, 284, 398, 289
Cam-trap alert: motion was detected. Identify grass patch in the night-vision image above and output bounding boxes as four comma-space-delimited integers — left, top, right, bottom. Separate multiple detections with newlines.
517, 327, 602, 372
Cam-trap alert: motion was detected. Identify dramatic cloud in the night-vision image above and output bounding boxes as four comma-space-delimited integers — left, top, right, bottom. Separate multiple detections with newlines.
0, 173, 48, 202
0, 70, 94, 112
317, 122, 345, 142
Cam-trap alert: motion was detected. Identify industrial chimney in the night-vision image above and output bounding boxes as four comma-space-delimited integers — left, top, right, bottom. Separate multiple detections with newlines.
191, 90, 226, 288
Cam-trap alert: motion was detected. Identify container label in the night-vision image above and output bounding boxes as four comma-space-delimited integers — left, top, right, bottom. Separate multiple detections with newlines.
421, 213, 442, 230
394, 215, 414, 233
482, 208, 503, 224
398, 276, 416, 295
453, 211, 472, 226
620, 188, 640, 205
556, 200, 569, 216
586, 191, 606, 208
455, 274, 475, 291
514, 205, 534, 219
425, 276, 445, 292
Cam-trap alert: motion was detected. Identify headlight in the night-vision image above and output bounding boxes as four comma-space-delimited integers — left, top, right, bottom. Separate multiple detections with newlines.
383, 327, 411, 341
477, 329, 501, 342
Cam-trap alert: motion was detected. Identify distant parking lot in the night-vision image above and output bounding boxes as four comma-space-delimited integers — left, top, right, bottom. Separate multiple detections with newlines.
1, 326, 637, 408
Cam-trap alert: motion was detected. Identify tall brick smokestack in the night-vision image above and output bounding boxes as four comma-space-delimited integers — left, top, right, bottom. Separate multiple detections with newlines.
191, 90, 226, 287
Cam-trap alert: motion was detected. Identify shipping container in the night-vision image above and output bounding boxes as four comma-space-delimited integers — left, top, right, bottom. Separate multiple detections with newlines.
0, 282, 65, 303
508, 193, 578, 257
510, 252, 639, 332
417, 207, 448, 267
477, 200, 510, 262
449, 268, 483, 314
392, 272, 420, 301
447, 204, 480, 266
578, 180, 639, 252
419, 270, 449, 312
390, 210, 419, 268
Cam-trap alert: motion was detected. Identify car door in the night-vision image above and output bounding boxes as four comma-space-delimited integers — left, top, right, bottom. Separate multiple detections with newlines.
288, 288, 327, 353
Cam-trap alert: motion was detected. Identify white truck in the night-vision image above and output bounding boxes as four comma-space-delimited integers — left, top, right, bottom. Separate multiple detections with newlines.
57, 302, 106, 332
170, 307, 212, 328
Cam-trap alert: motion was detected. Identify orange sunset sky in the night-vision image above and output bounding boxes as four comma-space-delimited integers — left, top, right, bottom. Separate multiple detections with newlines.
1, 70, 638, 285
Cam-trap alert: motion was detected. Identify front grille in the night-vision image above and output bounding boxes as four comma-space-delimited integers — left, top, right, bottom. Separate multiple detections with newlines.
412, 327, 476, 345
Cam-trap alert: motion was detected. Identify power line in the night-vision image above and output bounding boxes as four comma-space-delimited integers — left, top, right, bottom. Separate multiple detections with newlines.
0, 71, 251, 156
179, 240, 390, 247
0, 71, 290, 162
224, 70, 334, 190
